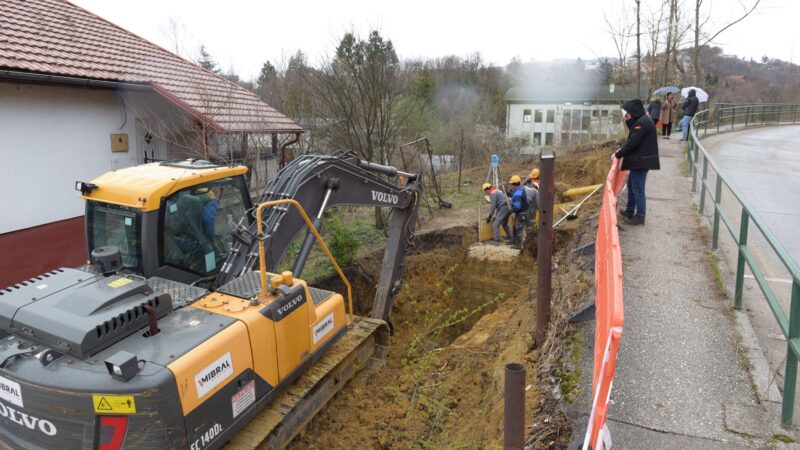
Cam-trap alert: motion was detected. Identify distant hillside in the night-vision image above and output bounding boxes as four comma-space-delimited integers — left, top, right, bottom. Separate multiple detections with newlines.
701, 46, 800, 104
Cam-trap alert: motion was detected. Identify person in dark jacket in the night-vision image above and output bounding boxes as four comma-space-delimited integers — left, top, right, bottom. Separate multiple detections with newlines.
615, 99, 660, 225
646, 96, 661, 123
679, 89, 699, 141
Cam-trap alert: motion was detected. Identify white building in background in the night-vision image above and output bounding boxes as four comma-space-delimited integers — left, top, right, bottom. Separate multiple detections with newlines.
505, 84, 640, 149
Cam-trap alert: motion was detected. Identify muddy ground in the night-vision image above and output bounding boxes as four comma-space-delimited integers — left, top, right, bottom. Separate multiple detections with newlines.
291, 143, 618, 449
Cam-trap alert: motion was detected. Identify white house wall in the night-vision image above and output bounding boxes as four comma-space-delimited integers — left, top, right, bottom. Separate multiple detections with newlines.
0, 82, 141, 234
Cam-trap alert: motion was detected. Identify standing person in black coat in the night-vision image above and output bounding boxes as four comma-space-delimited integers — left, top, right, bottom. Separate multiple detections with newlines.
615, 99, 660, 225
679, 89, 700, 141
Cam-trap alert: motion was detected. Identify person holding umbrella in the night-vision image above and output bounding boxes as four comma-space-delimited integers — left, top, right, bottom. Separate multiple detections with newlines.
661, 92, 676, 139
679, 88, 701, 141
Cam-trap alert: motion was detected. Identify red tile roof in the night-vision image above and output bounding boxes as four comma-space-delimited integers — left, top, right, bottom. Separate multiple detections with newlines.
0, 0, 301, 134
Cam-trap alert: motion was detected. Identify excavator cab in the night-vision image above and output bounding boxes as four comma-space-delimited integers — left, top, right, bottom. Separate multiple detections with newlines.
80, 159, 253, 284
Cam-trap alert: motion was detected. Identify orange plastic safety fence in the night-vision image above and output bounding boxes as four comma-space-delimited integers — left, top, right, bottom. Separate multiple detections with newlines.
583, 159, 626, 450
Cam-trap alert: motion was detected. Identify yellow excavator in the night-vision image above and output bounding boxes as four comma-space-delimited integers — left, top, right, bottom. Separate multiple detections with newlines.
0, 153, 421, 449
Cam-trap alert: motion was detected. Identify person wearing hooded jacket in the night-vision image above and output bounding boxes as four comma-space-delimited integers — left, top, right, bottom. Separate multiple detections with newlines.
482, 183, 512, 245
679, 89, 699, 141
614, 99, 660, 225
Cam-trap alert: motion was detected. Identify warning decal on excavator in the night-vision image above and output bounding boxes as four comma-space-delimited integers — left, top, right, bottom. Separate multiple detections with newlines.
107, 278, 133, 289
92, 394, 136, 414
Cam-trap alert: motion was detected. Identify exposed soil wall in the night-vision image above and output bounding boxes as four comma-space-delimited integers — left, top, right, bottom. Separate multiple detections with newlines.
292, 142, 616, 449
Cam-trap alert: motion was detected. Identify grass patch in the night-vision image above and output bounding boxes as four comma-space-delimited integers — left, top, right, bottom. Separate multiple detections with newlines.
707, 251, 728, 297
772, 433, 796, 443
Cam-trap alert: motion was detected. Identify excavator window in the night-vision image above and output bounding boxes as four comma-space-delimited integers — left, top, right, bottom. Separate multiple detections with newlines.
162, 176, 250, 276
86, 203, 142, 271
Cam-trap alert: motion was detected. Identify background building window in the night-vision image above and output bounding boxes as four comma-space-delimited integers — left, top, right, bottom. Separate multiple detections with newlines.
546, 110, 555, 123
535, 110, 543, 122
545, 132, 553, 145
562, 111, 571, 130
533, 132, 542, 145
582, 110, 592, 130
523, 109, 532, 123
601, 109, 609, 117
571, 110, 582, 130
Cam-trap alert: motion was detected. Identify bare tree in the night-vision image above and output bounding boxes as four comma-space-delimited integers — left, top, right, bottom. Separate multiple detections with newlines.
635, 0, 642, 97
311, 30, 413, 228
604, 9, 635, 84
692, 0, 761, 84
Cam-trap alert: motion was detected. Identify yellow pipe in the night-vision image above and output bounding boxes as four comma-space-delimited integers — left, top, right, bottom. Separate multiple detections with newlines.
564, 184, 603, 198
255, 199, 354, 326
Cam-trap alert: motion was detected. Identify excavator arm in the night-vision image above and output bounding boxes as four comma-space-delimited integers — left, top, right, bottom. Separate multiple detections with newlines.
215, 152, 423, 322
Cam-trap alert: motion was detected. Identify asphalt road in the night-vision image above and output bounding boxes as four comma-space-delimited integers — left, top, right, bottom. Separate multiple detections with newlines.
699, 124, 800, 417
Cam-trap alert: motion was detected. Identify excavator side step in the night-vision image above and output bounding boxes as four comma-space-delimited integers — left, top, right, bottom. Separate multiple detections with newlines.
224, 316, 387, 449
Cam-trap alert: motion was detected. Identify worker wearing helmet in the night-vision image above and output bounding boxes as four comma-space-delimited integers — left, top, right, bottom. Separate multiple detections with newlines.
525, 168, 540, 190
508, 175, 530, 249
483, 182, 511, 246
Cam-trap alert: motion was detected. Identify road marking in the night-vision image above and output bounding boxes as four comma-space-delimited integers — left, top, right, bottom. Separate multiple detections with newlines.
743, 274, 793, 284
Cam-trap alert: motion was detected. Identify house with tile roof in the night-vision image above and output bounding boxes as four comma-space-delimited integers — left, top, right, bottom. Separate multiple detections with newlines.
0, 0, 302, 286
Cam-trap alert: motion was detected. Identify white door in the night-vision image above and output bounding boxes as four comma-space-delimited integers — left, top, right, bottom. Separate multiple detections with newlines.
135, 119, 166, 163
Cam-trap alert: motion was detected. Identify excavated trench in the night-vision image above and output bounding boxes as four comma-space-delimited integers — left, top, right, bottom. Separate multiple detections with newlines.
292, 225, 544, 449
292, 143, 613, 449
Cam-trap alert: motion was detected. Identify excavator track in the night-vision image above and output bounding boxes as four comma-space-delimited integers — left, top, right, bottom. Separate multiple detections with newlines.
224, 317, 387, 449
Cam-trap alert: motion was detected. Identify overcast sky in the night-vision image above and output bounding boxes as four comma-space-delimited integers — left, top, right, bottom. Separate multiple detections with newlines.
70, 0, 797, 80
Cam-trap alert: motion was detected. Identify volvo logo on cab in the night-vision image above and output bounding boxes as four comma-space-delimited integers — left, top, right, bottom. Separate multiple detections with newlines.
371, 190, 399, 205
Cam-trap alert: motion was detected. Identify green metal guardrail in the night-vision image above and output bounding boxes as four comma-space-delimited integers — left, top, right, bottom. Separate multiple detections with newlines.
686, 103, 800, 427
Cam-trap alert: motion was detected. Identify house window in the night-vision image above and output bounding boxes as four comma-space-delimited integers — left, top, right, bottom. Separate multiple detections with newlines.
533, 132, 542, 146
582, 110, 592, 130
601, 109, 609, 117
545, 132, 554, 145
546, 110, 555, 123
562, 111, 571, 130
592, 110, 600, 117
535, 110, 543, 122
523, 109, 532, 123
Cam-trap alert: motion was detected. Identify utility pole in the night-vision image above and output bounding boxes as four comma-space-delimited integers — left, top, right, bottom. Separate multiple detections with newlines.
535, 150, 555, 347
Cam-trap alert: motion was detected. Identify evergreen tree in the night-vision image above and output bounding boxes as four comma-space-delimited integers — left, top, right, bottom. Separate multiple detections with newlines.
197, 45, 219, 73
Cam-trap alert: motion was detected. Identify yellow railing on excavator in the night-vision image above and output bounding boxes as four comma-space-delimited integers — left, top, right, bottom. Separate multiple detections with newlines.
255, 199, 354, 326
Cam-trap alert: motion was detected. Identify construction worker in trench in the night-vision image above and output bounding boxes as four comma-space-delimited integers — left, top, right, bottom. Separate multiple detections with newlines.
483, 182, 511, 246
508, 175, 530, 249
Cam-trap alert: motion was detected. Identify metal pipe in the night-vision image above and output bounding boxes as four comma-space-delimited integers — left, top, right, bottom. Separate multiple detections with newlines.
292, 188, 334, 276
0, 70, 151, 91
256, 199, 354, 324
504, 363, 526, 450
536, 150, 555, 347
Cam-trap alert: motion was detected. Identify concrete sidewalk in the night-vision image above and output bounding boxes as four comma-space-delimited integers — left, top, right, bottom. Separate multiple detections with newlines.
566, 138, 796, 449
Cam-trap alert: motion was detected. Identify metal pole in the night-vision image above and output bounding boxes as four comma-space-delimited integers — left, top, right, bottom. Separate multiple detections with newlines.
699, 156, 708, 214
745, 106, 750, 127
783, 281, 800, 427
458, 128, 464, 193
535, 150, 555, 347
734, 210, 750, 310
504, 363, 526, 450
712, 176, 722, 250
691, 138, 699, 193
